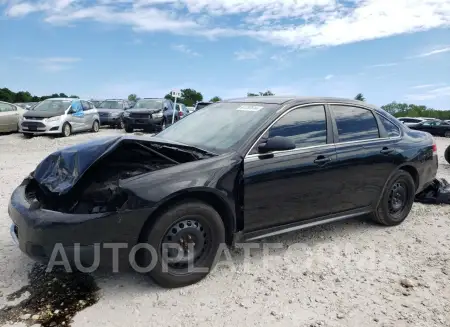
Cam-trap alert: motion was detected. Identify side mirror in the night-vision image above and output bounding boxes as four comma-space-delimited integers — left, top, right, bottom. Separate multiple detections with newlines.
68, 108, 75, 114
163, 107, 169, 111
258, 136, 296, 154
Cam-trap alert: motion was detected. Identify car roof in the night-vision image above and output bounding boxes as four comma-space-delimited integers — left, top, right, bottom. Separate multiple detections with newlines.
43, 98, 92, 101
222, 96, 381, 109
142, 98, 165, 100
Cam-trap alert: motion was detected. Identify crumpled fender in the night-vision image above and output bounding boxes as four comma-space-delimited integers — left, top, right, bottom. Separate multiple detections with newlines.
32, 136, 123, 195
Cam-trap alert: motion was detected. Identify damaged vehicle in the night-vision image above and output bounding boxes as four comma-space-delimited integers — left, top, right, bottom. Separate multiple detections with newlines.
8, 96, 438, 288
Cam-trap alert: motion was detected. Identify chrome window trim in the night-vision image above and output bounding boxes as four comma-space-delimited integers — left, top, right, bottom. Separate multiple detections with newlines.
244, 102, 402, 160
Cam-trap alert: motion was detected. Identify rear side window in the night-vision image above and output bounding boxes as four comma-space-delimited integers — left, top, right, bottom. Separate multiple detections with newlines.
378, 115, 400, 137
268, 105, 327, 148
331, 105, 379, 142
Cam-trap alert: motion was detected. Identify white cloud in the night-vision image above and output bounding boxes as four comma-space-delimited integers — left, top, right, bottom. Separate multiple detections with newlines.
367, 62, 398, 68
171, 44, 200, 56
234, 49, 262, 60
405, 85, 450, 101
409, 46, 450, 58
324, 74, 334, 80
3, 0, 450, 48
13, 56, 81, 71
411, 83, 446, 89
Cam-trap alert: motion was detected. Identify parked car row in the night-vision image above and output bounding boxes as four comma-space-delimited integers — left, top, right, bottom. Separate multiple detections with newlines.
1, 96, 208, 138
398, 117, 450, 137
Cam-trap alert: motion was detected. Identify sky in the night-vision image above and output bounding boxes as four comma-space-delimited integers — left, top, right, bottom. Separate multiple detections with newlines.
1, 0, 450, 109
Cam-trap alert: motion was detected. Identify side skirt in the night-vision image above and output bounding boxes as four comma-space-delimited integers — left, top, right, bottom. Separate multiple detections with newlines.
232, 207, 373, 244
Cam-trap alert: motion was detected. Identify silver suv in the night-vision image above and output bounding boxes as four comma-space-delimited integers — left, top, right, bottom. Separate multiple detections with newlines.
19, 98, 100, 138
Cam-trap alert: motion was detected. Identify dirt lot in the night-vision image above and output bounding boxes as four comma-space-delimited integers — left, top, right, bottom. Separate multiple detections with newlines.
1, 130, 449, 327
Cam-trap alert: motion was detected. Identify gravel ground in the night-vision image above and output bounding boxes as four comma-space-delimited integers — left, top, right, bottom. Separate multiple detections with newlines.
1, 130, 450, 327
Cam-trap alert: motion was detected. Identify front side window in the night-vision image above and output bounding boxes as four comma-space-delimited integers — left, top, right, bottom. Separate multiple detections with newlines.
268, 105, 328, 148
378, 115, 400, 137
331, 105, 379, 142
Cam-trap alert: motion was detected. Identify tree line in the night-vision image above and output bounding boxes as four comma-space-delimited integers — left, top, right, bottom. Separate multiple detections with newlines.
2, 87, 448, 120
0, 88, 78, 103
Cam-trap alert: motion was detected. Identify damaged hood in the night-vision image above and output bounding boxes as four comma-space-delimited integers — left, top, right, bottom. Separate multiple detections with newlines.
31, 135, 213, 195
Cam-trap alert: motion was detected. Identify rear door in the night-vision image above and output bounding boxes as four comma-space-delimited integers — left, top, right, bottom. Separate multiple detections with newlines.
0, 102, 19, 132
328, 104, 401, 211
243, 104, 342, 232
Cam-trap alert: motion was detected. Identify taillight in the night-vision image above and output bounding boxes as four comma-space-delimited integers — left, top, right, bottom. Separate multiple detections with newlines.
178, 111, 183, 117
432, 139, 437, 153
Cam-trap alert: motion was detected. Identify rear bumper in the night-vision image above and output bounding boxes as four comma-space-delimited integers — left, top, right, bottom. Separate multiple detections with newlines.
416, 152, 438, 193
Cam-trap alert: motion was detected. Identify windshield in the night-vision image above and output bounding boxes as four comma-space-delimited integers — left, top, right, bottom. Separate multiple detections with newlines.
196, 103, 211, 110
99, 101, 123, 109
134, 99, 163, 109
156, 102, 279, 154
33, 99, 72, 112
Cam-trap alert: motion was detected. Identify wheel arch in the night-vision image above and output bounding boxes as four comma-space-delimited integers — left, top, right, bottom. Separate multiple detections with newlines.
376, 165, 419, 208
137, 189, 236, 246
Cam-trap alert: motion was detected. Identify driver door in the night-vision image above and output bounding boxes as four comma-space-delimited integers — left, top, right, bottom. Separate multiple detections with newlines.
243, 104, 339, 232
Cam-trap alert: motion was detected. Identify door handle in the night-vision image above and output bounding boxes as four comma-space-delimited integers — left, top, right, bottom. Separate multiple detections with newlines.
380, 147, 394, 154
314, 156, 331, 164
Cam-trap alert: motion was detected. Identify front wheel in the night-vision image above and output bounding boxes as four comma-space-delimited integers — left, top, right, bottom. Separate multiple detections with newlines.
61, 123, 71, 137
139, 201, 225, 288
371, 170, 415, 226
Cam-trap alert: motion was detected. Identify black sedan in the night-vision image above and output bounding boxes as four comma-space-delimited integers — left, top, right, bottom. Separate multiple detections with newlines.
408, 119, 450, 137
8, 96, 438, 288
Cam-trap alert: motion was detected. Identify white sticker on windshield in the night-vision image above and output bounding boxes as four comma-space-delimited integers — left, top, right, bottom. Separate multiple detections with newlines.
236, 105, 264, 112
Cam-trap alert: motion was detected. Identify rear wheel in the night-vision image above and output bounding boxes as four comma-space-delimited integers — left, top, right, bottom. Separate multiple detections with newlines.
91, 120, 100, 133
372, 170, 415, 226
61, 122, 71, 137
139, 201, 225, 288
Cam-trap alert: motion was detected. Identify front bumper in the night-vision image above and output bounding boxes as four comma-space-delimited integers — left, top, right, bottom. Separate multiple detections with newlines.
99, 115, 121, 126
123, 116, 163, 129
19, 119, 62, 135
8, 178, 150, 270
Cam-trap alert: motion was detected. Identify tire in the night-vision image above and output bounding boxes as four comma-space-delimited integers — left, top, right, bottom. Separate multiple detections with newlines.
161, 119, 166, 130
372, 170, 415, 226
91, 120, 100, 133
139, 201, 225, 288
445, 131, 450, 138
125, 125, 133, 133
61, 122, 71, 137
445, 145, 450, 164
23, 133, 33, 139
117, 119, 125, 129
